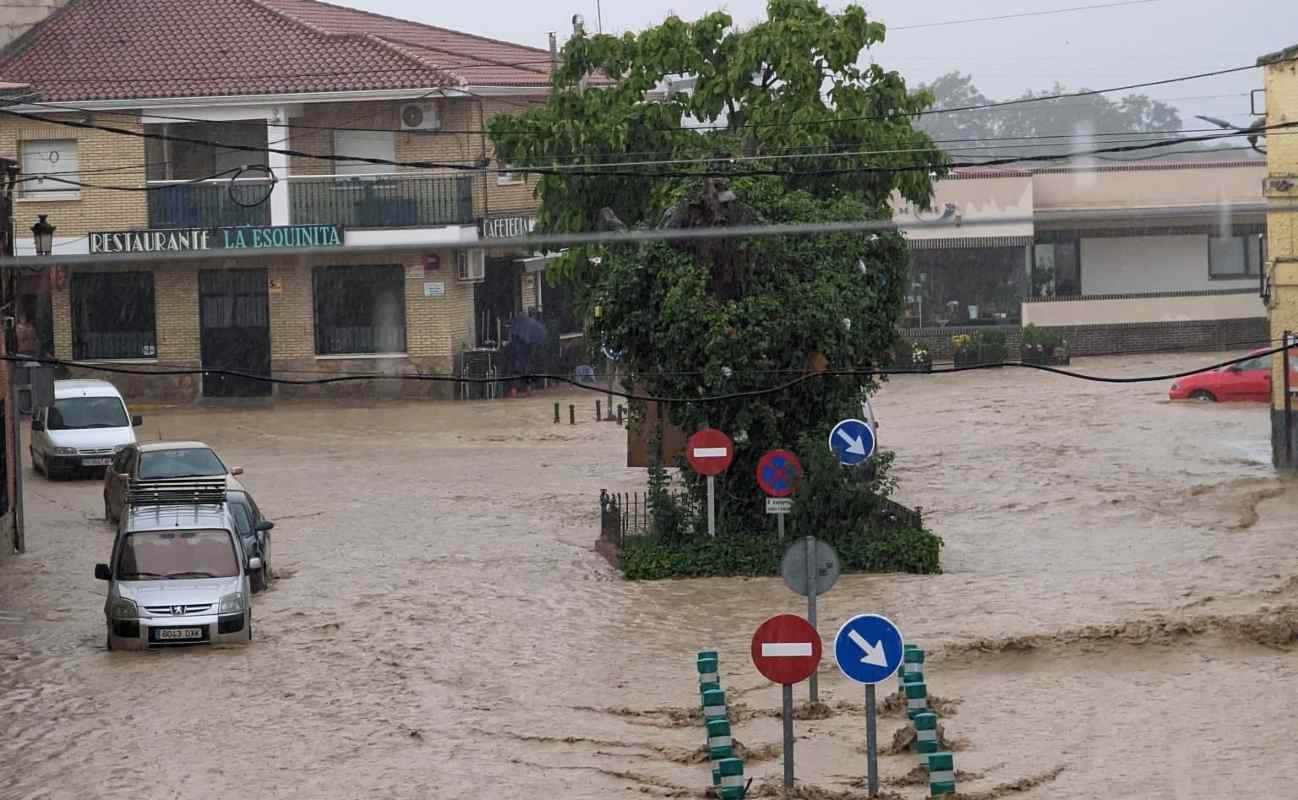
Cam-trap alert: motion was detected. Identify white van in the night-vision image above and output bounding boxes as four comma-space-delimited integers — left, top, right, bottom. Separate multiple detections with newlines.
31, 380, 142, 479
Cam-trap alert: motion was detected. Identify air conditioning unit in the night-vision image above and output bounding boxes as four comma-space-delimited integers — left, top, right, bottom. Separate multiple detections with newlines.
399, 102, 441, 131
457, 250, 485, 282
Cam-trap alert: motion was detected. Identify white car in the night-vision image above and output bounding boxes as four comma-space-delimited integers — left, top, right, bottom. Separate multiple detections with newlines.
31, 380, 142, 479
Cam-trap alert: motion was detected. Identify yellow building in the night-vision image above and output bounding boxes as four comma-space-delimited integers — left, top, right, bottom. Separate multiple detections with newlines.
1259, 45, 1298, 469
0, 0, 581, 403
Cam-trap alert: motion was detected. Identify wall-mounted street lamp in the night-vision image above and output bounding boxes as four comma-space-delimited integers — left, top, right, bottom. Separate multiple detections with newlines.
30, 214, 54, 256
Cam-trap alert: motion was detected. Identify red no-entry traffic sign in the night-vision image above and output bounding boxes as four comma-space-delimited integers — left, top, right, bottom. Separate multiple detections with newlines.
687, 428, 734, 476
751, 613, 822, 685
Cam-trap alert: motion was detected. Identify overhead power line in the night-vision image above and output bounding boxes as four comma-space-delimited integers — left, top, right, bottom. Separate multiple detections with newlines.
3, 344, 1292, 404
890, 0, 1158, 31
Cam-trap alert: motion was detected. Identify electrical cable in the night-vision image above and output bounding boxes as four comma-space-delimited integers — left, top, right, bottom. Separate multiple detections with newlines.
888, 0, 1157, 30
5, 343, 1292, 404
2, 104, 1291, 181
9, 57, 1291, 143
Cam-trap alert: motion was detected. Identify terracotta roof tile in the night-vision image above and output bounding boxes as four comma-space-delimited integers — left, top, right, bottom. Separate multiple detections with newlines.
0, 0, 556, 102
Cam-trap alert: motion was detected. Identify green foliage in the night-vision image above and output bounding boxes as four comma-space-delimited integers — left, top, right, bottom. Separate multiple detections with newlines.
916, 71, 1183, 144
490, 0, 945, 544
619, 438, 943, 580
619, 526, 941, 580
1022, 323, 1064, 350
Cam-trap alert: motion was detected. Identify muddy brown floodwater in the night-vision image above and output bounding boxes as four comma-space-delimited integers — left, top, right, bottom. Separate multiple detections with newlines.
2, 351, 1296, 800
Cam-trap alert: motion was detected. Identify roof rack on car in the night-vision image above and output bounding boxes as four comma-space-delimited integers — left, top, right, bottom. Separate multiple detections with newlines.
127, 478, 227, 507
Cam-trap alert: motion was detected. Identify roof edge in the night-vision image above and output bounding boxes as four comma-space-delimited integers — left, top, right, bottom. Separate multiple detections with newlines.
374, 33, 550, 78
1258, 45, 1298, 67
0, 0, 80, 69
269, 0, 553, 58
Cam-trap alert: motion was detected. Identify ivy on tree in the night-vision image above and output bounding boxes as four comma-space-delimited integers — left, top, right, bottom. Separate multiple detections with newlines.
491, 0, 947, 540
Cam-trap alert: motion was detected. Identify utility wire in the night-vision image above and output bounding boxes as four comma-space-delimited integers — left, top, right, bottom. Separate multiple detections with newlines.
0, 104, 1290, 182
4, 344, 1292, 404
889, 0, 1157, 30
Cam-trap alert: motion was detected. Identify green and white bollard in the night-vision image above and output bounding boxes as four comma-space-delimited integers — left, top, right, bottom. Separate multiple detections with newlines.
702, 688, 728, 721
698, 653, 719, 687
717, 756, 745, 799
912, 711, 939, 763
926, 751, 956, 796
904, 647, 925, 684
903, 679, 928, 719
900, 644, 921, 693
706, 718, 733, 754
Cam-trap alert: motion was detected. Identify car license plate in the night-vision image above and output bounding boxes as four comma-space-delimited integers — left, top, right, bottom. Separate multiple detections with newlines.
156, 627, 204, 641
82, 458, 112, 466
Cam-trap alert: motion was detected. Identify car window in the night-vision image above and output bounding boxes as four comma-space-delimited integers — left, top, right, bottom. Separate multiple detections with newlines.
115, 529, 239, 579
48, 397, 129, 430
137, 448, 227, 480
246, 494, 264, 523
1243, 356, 1269, 371
228, 497, 254, 536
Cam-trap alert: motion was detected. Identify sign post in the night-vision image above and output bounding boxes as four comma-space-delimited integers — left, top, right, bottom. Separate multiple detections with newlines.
757, 449, 801, 541
751, 613, 823, 789
687, 428, 734, 537
833, 614, 905, 798
780, 537, 840, 703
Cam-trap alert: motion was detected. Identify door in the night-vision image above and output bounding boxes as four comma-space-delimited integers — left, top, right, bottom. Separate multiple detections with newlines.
474, 257, 520, 346
1239, 356, 1272, 402
199, 269, 271, 397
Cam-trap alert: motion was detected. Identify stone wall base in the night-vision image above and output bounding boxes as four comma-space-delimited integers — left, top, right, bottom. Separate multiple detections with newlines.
902, 318, 1268, 360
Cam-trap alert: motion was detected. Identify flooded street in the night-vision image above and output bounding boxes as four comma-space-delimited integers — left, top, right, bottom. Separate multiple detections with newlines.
2, 351, 1296, 800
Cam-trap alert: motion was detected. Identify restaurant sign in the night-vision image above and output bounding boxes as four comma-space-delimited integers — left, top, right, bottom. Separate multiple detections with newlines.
479, 215, 535, 240
89, 224, 344, 255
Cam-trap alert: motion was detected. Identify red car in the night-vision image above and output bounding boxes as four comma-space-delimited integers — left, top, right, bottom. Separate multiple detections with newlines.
1168, 348, 1297, 403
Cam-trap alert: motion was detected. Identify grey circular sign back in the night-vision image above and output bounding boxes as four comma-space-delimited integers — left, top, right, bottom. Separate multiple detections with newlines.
780, 536, 840, 597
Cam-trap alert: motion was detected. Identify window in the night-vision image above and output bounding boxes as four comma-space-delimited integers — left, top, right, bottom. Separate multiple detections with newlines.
115, 530, 239, 580
457, 250, 485, 282
20, 139, 79, 198
1209, 234, 1264, 278
1034, 241, 1080, 296
138, 448, 227, 480
496, 162, 524, 186
333, 130, 395, 178
48, 396, 129, 430
313, 265, 407, 355
71, 272, 157, 360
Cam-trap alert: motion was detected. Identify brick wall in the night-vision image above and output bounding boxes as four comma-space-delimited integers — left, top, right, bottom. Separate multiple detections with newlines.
902, 318, 1269, 360
1262, 54, 1298, 467
0, 112, 148, 236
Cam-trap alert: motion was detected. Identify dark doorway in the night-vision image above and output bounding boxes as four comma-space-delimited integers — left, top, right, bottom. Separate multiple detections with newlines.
199, 269, 271, 397
474, 256, 520, 347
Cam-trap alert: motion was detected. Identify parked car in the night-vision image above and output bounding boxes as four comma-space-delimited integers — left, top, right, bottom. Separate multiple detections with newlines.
227, 488, 275, 593
95, 479, 257, 650
103, 441, 242, 523
1168, 348, 1298, 403
30, 380, 142, 479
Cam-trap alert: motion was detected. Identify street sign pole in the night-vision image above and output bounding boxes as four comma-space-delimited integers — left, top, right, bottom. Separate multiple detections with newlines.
777, 512, 785, 541
865, 683, 879, 796
804, 536, 819, 703
707, 475, 717, 537
782, 682, 795, 787
833, 614, 905, 800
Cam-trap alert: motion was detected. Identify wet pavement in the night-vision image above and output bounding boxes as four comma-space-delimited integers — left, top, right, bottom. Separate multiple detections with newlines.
1, 351, 1296, 800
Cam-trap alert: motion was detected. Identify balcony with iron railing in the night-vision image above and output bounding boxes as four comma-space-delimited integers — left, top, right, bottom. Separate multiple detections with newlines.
146, 173, 476, 230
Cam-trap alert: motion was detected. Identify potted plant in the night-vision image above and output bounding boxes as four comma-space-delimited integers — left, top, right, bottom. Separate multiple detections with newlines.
892, 338, 933, 373
955, 330, 1008, 368
1020, 324, 1071, 366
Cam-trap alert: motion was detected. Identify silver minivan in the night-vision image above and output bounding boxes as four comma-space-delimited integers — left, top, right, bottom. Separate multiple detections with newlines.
95, 480, 257, 650
31, 379, 142, 479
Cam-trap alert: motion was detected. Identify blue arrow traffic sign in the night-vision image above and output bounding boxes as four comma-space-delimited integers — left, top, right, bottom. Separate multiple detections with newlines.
828, 418, 876, 466
833, 614, 904, 685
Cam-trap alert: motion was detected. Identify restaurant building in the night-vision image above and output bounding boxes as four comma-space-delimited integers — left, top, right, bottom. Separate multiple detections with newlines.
0, 0, 578, 402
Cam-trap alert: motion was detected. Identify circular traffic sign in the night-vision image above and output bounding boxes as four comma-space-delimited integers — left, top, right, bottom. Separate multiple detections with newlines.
780, 537, 841, 597
756, 449, 802, 498
834, 614, 905, 685
750, 613, 823, 685
686, 428, 734, 476
828, 418, 876, 466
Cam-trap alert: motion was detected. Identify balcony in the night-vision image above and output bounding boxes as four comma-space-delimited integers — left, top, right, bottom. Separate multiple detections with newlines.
289, 173, 474, 228
148, 181, 272, 229
146, 173, 475, 230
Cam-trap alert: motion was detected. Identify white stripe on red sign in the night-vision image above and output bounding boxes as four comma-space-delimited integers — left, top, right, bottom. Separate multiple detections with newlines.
693, 447, 729, 458
761, 642, 813, 657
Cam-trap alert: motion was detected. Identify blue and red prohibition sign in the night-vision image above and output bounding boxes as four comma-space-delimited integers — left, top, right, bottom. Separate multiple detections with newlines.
756, 449, 803, 498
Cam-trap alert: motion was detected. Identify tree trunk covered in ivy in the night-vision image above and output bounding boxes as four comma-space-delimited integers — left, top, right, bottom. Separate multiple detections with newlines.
490, 0, 947, 539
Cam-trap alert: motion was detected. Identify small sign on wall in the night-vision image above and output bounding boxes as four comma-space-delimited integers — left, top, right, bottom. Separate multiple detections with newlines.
424, 253, 441, 275
268, 278, 284, 295
424, 281, 445, 297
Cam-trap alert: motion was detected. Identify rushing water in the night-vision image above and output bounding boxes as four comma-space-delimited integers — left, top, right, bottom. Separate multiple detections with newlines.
1, 351, 1295, 799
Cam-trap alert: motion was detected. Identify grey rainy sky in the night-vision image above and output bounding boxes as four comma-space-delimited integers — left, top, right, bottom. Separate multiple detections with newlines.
341, 0, 1297, 130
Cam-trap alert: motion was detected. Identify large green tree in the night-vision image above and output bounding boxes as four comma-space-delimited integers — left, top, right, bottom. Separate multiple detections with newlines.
490, 0, 945, 534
